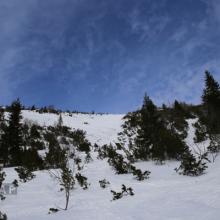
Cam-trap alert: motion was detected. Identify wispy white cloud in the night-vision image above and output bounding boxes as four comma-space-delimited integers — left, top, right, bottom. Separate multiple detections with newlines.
128, 5, 170, 42
204, 0, 220, 24
171, 27, 188, 42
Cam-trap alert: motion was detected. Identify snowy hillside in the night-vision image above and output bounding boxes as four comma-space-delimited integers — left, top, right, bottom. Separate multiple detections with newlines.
21, 110, 124, 145
1, 111, 220, 220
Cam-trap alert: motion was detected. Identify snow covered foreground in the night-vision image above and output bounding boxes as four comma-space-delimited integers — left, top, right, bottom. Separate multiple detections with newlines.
1, 111, 220, 220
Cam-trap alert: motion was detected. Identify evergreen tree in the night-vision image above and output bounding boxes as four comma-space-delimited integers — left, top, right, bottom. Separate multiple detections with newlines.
135, 94, 162, 160
45, 133, 65, 168
1, 99, 23, 166
15, 166, 35, 182
7, 99, 23, 166
57, 114, 63, 128
0, 167, 6, 190
164, 100, 189, 140
0, 166, 6, 201
175, 147, 208, 176
30, 125, 41, 139
0, 109, 8, 166
22, 148, 44, 171
56, 114, 64, 136
0, 212, 7, 220
31, 105, 36, 111
134, 94, 186, 161
202, 71, 220, 133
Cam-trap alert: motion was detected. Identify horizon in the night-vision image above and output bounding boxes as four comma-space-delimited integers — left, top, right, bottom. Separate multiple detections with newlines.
1, 96, 203, 115
1, 0, 220, 113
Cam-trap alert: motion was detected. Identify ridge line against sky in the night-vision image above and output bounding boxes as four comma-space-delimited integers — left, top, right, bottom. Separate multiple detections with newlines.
0, 0, 220, 113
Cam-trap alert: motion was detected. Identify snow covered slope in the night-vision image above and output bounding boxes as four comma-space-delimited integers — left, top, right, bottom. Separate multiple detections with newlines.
1, 111, 220, 220
21, 110, 124, 145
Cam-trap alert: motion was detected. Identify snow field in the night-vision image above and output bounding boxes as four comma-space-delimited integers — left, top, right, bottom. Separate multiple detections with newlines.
1, 111, 220, 220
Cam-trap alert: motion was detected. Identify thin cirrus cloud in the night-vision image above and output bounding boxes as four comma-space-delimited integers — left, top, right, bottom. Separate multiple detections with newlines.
0, 0, 220, 113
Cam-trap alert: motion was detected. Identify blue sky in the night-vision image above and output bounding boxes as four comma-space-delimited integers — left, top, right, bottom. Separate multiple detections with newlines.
0, 0, 220, 113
